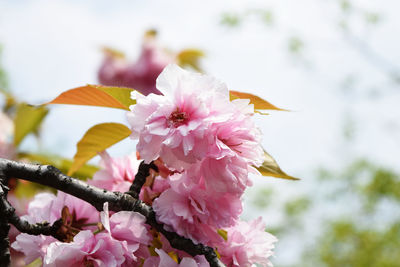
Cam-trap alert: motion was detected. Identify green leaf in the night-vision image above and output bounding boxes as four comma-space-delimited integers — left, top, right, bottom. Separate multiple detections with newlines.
177, 49, 205, 72
288, 36, 304, 54
14, 180, 52, 198
220, 13, 241, 27
95, 85, 136, 109
68, 123, 131, 176
18, 152, 99, 180
229, 90, 287, 112
13, 103, 49, 146
47, 85, 136, 110
256, 150, 299, 180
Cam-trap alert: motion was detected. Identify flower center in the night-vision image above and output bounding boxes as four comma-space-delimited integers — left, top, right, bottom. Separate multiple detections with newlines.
168, 109, 188, 127
57, 206, 92, 242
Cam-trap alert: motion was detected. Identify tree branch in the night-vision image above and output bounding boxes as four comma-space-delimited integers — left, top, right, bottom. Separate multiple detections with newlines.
1, 194, 63, 240
0, 176, 11, 266
0, 158, 225, 267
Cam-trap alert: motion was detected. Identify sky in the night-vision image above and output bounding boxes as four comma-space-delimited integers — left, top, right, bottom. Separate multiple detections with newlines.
0, 0, 399, 264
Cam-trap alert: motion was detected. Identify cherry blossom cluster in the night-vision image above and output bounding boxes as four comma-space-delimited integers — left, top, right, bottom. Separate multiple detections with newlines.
12, 65, 277, 266
98, 32, 174, 96
127, 64, 277, 265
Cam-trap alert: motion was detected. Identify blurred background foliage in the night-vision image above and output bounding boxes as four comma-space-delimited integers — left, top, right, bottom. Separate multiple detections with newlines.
220, 0, 400, 266
249, 160, 400, 267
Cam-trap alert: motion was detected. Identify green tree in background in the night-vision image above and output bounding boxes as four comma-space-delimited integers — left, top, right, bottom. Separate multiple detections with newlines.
302, 161, 400, 267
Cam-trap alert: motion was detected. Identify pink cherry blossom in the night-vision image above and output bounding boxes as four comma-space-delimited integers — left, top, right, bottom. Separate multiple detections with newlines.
12, 234, 57, 265
127, 64, 264, 197
143, 249, 209, 267
89, 151, 170, 204
11, 193, 58, 264
12, 192, 99, 264
101, 203, 151, 245
214, 217, 277, 267
153, 172, 241, 244
50, 192, 99, 225
207, 99, 263, 166
0, 111, 15, 159
89, 151, 141, 192
139, 174, 171, 205
198, 156, 251, 195
0, 111, 13, 143
43, 230, 126, 267
98, 33, 174, 96
100, 202, 152, 262
197, 98, 263, 195
127, 64, 230, 170
19, 191, 98, 227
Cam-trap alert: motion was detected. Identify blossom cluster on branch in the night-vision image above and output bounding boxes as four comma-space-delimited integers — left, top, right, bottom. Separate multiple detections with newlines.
2, 64, 280, 267
126, 64, 277, 265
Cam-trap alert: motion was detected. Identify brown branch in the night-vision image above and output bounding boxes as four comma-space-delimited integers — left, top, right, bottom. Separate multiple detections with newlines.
0, 176, 11, 266
0, 158, 225, 267
2, 197, 63, 240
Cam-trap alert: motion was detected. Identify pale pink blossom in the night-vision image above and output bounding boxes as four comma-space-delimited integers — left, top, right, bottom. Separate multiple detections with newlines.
100, 202, 152, 262
50, 192, 99, 225
0, 142, 15, 159
214, 217, 277, 267
0, 111, 13, 143
127, 64, 229, 170
7, 182, 32, 256
43, 230, 126, 267
197, 98, 263, 195
139, 174, 171, 204
153, 173, 241, 244
89, 151, 141, 192
127, 64, 264, 197
12, 234, 57, 265
10, 193, 58, 264
20, 191, 98, 226
101, 203, 151, 245
89, 151, 170, 203
98, 33, 174, 96
143, 248, 209, 267
207, 99, 263, 166
12, 192, 99, 264
198, 156, 251, 195
0, 111, 15, 159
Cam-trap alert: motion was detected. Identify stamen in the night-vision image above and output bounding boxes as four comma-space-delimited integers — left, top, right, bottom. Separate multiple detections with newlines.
168, 108, 188, 127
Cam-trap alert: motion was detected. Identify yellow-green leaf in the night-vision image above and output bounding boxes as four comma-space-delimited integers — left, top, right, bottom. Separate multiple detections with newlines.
101, 46, 126, 59
18, 152, 99, 180
68, 123, 131, 176
14, 180, 52, 198
177, 49, 205, 72
229, 90, 287, 112
96, 85, 136, 109
256, 150, 299, 180
217, 229, 228, 241
47, 85, 136, 110
14, 103, 49, 146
